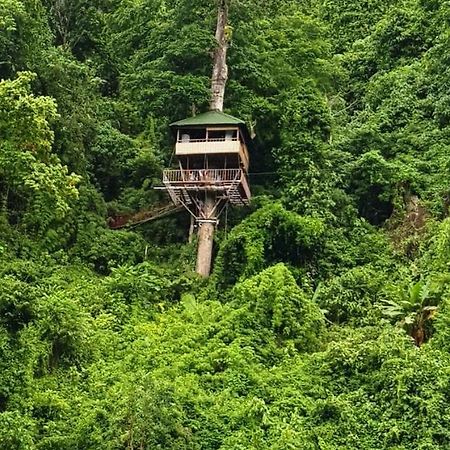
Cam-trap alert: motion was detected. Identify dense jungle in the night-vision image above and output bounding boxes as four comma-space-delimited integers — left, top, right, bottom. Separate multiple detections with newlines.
2, 0, 450, 448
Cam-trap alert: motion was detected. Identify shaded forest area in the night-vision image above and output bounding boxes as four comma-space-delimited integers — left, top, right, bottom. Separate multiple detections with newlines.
3, 0, 450, 448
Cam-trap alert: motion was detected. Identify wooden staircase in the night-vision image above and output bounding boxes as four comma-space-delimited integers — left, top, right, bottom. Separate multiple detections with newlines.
162, 168, 250, 209
108, 203, 184, 229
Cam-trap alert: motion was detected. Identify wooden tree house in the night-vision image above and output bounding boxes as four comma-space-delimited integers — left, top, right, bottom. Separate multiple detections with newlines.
165, 0, 245, 277
110, 1, 247, 276
162, 110, 251, 275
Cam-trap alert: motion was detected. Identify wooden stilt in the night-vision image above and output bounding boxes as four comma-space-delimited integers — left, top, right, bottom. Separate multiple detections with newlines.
196, 193, 216, 277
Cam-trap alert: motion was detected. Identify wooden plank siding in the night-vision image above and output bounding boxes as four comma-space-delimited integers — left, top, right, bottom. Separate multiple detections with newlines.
175, 141, 249, 169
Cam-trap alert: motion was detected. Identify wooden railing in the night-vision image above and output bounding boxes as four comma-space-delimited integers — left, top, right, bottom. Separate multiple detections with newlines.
163, 168, 242, 183
177, 137, 239, 143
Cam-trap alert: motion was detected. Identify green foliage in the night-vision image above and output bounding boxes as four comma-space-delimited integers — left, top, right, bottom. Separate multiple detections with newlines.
72, 227, 148, 274
0, 0, 51, 79
315, 265, 385, 324
214, 203, 325, 287
420, 218, 450, 274
2, 0, 450, 448
0, 277, 36, 333
310, 326, 450, 448
320, 0, 398, 53
36, 290, 93, 367
0, 411, 35, 449
35, 47, 101, 174
231, 264, 324, 352
274, 84, 338, 218
379, 278, 441, 346
0, 0, 24, 69
109, 0, 213, 125
330, 1, 450, 221
0, 72, 80, 236
90, 123, 162, 201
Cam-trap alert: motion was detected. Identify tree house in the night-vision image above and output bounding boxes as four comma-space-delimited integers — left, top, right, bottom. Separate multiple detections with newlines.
163, 110, 251, 224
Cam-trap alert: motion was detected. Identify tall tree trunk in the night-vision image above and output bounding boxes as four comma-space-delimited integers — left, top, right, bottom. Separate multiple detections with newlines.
196, 195, 216, 277
196, 0, 230, 277
210, 0, 229, 112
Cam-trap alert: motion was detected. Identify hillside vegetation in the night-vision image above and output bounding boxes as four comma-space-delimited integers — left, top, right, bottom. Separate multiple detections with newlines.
3, 0, 450, 448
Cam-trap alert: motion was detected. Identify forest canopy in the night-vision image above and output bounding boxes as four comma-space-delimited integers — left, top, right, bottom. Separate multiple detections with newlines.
2, 0, 450, 448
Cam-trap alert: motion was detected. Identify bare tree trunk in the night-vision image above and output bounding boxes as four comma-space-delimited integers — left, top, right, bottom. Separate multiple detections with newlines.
196, 194, 216, 277
210, 0, 229, 112
196, 0, 230, 277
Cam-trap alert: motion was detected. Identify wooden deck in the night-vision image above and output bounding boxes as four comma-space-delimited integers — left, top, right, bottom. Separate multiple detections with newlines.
162, 168, 251, 206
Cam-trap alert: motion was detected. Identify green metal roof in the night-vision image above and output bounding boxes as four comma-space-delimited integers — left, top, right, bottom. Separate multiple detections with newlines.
170, 111, 245, 127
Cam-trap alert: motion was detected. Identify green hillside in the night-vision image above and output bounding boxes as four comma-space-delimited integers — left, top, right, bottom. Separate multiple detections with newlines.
2, 0, 450, 448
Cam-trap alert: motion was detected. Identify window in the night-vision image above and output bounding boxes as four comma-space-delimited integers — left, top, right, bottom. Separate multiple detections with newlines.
207, 129, 238, 141
178, 128, 206, 142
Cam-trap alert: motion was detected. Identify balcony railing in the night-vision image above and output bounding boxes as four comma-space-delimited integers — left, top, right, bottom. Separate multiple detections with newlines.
163, 168, 243, 184
163, 168, 251, 203
177, 137, 239, 143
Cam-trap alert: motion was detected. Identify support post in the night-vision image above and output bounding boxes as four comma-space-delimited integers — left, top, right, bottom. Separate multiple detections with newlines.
196, 193, 216, 277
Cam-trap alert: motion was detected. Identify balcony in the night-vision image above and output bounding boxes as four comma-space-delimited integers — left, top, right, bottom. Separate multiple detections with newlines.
162, 168, 251, 204
175, 138, 249, 169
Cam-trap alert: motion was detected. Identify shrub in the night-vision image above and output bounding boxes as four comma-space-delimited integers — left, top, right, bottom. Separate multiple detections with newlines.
231, 264, 325, 352
315, 265, 385, 324
214, 203, 325, 288
72, 227, 148, 274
